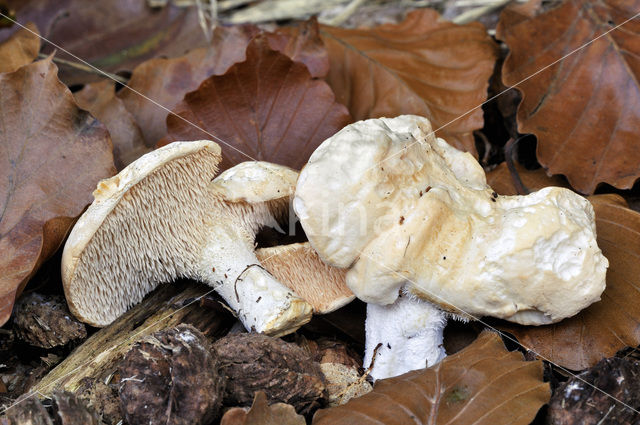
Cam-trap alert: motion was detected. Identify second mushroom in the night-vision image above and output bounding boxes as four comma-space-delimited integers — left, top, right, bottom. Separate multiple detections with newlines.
294, 115, 608, 380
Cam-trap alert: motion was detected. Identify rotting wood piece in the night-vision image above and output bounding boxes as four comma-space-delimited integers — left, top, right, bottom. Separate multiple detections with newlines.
31, 280, 234, 398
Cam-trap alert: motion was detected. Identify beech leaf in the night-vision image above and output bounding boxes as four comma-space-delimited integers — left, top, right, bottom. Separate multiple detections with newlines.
312, 331, 549, 425
0, 57, 116, 325
497, 0, 640, 194
165, 36, 351, 171
486, 162, 569, 196
118, 25, 258, 147
221, 392, 305, 425
74, 80, 146, 169
0, 0, 208, 85
0, 22, 40, 73
320, 9, 497, 154
497, 194, 640, 370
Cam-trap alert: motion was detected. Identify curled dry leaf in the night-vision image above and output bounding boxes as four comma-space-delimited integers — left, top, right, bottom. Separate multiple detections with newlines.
312, 331, 549, 425
497, 0, 640, 194
0, 0, 208, 85
497, 194, 640, 370
165, 36, 351, 170
0, 57, 116, 326
74, 80, 147, 169
118, 25, 258, 147
320, 9, 498, 154
486, 161, 569, 196
221, 392, 305, 425
267, 18, 329, 79
0, 22, 40, 73
119, 20, 328, 147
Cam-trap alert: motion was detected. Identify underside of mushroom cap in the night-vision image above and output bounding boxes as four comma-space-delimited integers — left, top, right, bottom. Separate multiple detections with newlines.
256, 242, 354, 314
62, 141, 222, 326
294, 115, 608, 325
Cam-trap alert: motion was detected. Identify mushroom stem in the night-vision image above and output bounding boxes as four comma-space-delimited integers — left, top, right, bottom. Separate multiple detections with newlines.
199, 221, 312, 336
363, 295, 447, 380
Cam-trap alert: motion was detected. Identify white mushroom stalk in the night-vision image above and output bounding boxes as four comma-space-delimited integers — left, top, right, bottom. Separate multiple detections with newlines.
62, 141, 312, 336
294, 115, 608, 380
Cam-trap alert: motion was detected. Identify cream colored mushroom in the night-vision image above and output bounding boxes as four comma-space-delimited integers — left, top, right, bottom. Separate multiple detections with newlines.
62, 141, 312, 336
294, 115, 608, 379
256, 242, 354, 314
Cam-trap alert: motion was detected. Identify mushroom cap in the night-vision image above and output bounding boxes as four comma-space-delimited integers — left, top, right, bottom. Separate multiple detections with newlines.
62, 141, 222, 326
211, 161, 299, 203
294, 115, 608, 325
256, 242, 354, 314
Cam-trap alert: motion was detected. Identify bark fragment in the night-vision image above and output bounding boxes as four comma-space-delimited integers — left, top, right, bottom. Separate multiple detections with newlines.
548, 357, 640, 425
118, 324, 224, 425
12, 293, 86, 349
213, 333, 326, 415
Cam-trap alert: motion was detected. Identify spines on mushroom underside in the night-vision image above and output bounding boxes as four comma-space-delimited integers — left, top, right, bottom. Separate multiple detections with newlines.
63, 145, 221, 327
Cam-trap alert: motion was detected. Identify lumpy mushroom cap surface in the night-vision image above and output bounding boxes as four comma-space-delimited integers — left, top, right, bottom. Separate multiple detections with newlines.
294, 115, 608, 325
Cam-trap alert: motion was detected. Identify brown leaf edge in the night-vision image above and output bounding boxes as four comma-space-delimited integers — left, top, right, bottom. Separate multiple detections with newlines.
497, 194, 640, 370
165, 35, 351, 171
0, 57, 116, 325
221, 392, 305, 425
0, 21, 40, 73
313, 331, 549, 425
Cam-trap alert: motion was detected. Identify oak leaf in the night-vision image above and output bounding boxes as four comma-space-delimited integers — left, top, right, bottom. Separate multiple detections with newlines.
0, 22, 40, 73
320, 9, 498, 154
497, 0, 640, 194
165, 36, 351, 171
312, 331, 549, 425
0, 57, 116, 326
221, 392, 305, 425
497, 194, 640, 370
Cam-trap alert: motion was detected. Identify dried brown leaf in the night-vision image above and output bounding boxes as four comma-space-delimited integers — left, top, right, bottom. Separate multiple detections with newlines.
120, 22, 329, 148
267, 18, 329, 79
0, 58, 116, 325
118, 25, 258, 147
221, 392, 305, 425
0, 22, 40, 73
498, 194, 640, 370
165, 36, 351, 171
312, 331, 549, 425
497, 0, 640, 194
0, 0, 208, 85
486, 161, 569, 196
320, 9, 498, 154
75, 80, 147, 169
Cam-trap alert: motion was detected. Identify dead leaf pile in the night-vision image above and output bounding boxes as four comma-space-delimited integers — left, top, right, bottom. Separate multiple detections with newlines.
2, 1, 640, 424
0, 26, 115, 325
313, 331, 550, 425
497, 0, 640, 193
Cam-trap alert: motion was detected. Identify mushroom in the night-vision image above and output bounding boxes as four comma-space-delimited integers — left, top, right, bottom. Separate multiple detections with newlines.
293, 115, 608, 379
62, 141, 313, 336
256, 242, 354, 314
